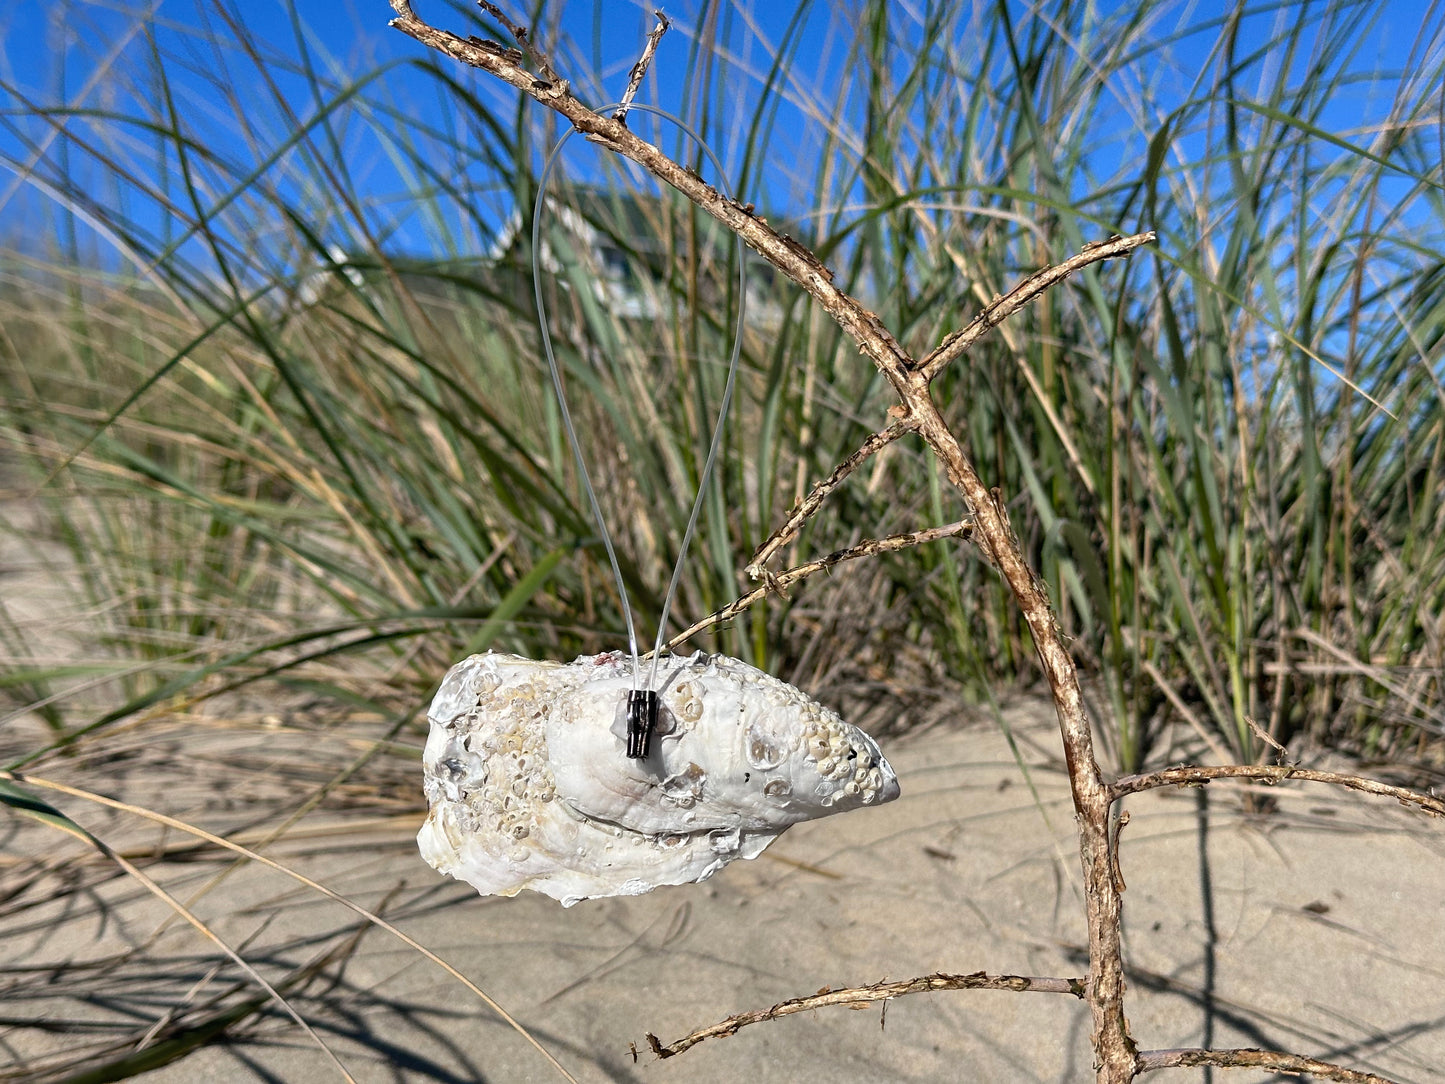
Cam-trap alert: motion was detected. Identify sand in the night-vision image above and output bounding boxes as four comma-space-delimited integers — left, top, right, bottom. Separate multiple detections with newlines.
3, 699, 1443, 1083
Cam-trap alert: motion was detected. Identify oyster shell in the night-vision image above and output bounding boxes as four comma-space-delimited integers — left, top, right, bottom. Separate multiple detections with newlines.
418, 650, 900, 906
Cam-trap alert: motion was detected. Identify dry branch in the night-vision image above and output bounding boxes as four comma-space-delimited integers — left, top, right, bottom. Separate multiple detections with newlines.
390, 1, 917, 384
918, 234, 1155, 381
647, 970, 1086, 1058
901, 397, 1139, 1080
383, 8, 1439, 1076
1135, 1047, 1402, 1083
476, 1, 561, 85
614, 11, 670, 123
745, 420, 913, 578
1112, 764, 1445, 817
664, 519, 972, 650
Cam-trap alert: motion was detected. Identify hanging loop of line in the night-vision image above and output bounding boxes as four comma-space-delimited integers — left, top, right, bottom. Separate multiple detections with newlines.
531, 104, 747, 758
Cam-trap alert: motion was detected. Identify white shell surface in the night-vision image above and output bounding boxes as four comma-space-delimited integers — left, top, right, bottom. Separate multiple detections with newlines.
417, 651, 900, 906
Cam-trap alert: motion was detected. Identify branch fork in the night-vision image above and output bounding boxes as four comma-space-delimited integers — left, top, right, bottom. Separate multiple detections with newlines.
387, 7, 1439, 1082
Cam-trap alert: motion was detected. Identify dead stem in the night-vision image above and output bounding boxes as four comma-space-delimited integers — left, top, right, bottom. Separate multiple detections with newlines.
664, 519, 972, 650
745, 420, 914, 578
1135, 1047, 1402, 1083
614, 12, 670, 124
1112, 764, 1445, 817
647, 971, 1087, 1058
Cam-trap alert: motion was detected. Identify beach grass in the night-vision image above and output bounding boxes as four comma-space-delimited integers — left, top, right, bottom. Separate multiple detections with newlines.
0, 0, 1442, 1074
3, 0, 1440, 770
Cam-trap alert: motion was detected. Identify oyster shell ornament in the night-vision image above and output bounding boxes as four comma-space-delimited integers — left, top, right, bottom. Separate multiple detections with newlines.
420, 109, 900, 906
419, 650, 900, 906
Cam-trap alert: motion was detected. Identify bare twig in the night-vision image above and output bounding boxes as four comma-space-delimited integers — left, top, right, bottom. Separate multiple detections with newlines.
663, 519, 972, 651
614, 12, 670, 124
903, 396, 1138, 1080
646, 971, 1086, 1058
1135, 1048, 1401, 1083
476, 0, 561, 85
918, 233, 1156, 381
1243, 714, 1291, 762
1112, 764, 1445, 817
744, 420, 913, 579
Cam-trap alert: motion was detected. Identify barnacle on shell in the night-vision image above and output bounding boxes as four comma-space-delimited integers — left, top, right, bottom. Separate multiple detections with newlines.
417, 650, 900, 906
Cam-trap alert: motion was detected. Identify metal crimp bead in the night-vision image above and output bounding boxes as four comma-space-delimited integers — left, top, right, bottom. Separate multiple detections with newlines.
625, 688, 660, 759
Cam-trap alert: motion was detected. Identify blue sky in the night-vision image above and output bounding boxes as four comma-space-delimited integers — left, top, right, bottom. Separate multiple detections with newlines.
0, 1, 833, 264
0, 1, 1439, 280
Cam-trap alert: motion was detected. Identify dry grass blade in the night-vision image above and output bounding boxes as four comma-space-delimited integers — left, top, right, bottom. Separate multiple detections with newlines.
0, 770, 581, 1084
0, 782, 358, 1083
15, 897, 393, 1083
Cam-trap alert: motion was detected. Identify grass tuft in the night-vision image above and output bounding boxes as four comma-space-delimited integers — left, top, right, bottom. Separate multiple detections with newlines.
0, 1, 1441, 1070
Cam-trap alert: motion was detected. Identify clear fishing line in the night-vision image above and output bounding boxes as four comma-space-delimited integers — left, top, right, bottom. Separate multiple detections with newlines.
531, 104, 746, 754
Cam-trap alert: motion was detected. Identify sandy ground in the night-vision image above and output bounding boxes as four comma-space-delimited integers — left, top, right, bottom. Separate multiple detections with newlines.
3, 699, 1443, 1084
